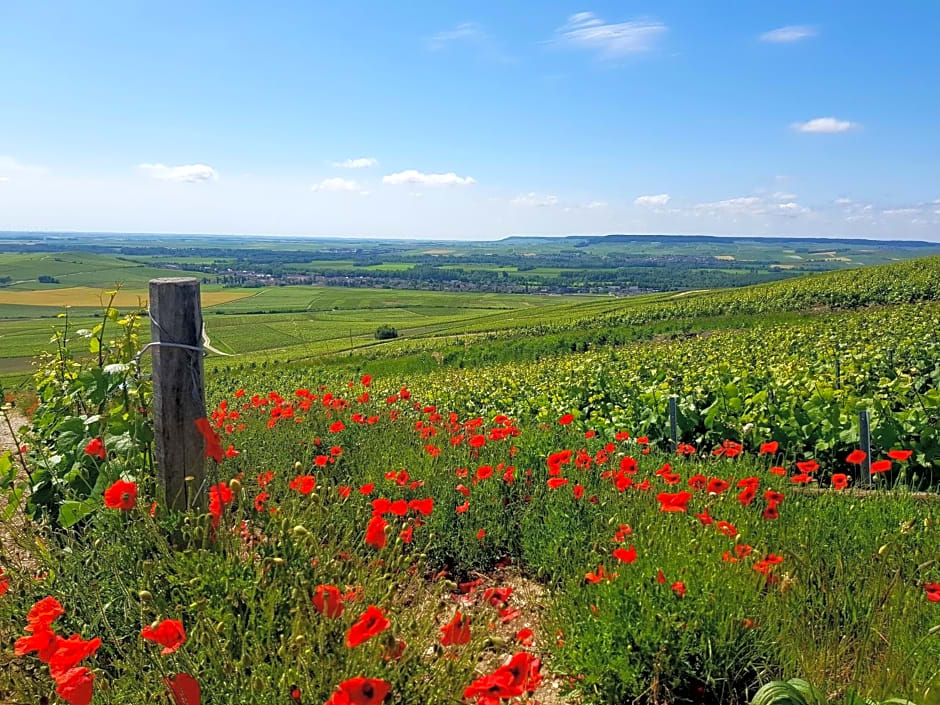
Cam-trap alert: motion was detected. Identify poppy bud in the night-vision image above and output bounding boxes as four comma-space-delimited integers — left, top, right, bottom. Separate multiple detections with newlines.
878, 544, 889, 555
293, 634, 306, 645
485, 636, 507, 648
138, 590, 153, 602
216, 621, 226, 633
229, 478, 242, 494
271, 557, 286, 565
294, 461, 303, 471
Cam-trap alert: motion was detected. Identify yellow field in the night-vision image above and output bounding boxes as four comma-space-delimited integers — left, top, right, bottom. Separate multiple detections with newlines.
0, 287, 251, 308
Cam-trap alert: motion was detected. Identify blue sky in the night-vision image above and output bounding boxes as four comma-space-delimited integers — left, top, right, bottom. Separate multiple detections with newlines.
1, 1, 939, 240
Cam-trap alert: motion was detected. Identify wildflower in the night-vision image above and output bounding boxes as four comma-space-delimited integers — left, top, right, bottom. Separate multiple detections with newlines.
346, 606, 390, 647
330, 677, 390, 705
329, 421, 345, 433
0, 568, 8, 597
141, 619, 186, 655
27, 596, 65, 629
103, 479, 138, 511
613, 545, 637, 563
84, 437, 106, 460
888, 449, 913, 461
558, 413, 574, 425
831, 473, 849, 490
656, 491, 692, 513
758, 441, 778, 455
365, 515, 388, 549
516, 627, 534, 646
463, 652, 542, 700
313, 584, 345, 618
716, 521, 737, 537
289, 475, 316, 494
440, 611, 471, 646
846, 449, 866, 464
926, 583, 940, 602
796, 459, 819, 473
871, 459, 892, 473
672, 581, 687, 598
165, 673, 200, 705
547, 477, 570, 489
194, 418, 223, 463
55, 667, 95, 705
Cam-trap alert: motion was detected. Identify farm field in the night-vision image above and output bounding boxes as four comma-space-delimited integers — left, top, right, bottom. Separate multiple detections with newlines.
1, 248, 939, 705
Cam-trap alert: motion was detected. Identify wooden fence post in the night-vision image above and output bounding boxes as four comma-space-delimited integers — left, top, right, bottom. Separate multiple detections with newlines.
858, 409, 872, 488
149, 278, 206, 510
668, 395, 678, 449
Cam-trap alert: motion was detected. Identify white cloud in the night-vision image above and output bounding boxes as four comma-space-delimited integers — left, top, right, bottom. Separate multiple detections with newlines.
634, 193, 671, 207
428, 22, 484, 50
427, 22, 513, 62
511, 192, 559, 207
333, 157, 377, 169
0, 176, 9, 183
311, 177, 360, 192
554, 12, 666, 58
771, 191, 797, 201
585, 200, 608, 209
694, 195, 808, 218
760, 25, 817, 43
881, 208, 921, 216
382, 169, 476, 186
0, 155, 46, 176
834, 197, 854, 205
138, 163, 217, 183
791, 117, 859, 133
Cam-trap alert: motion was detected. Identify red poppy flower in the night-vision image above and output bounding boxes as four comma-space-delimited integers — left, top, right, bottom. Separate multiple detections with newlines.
547, 477, 570, 489
141, 618, 186, 655
456, 500, 469, 513
516, 627, 534, 646
13, 625, 58, 660
845, 449, 866, 464
716, 521, 737, 537
671, 581, 687, 598
400, 525, 414, 544
313, 584, 344, 618
289, 474, 316, 494
358, 483, 374, 495
613, 545, 636, 563
926, 583, 940, 602
464, 652, 541, 700
706, 478, 730, 494
361, 374, 372, 387
656, 569, 666, 584
54, 667, 95, 705
558, 413, 574, 425
0, 568, 8, 597
656, 491, 692, 513
345, 605, 390, 647
795, 459, 819, 473
870, 459, 892, 473
329, 421, 345, 433
759, 441, 779, 455
831, 473, 849, 490
887, 449, 913, 461
440, 611, 471, 646
103, 479, 138, 511
769, 465, 787, 476
585, 565, 615, 583
48, 634, 102, 680
762, 502, 780, 520
27, 596, 65, 629
365, 515, 388, 549
194, 418, 223, 464
332, 677, 390, 705
83, 437, 106, 460
165, 673, 200, 705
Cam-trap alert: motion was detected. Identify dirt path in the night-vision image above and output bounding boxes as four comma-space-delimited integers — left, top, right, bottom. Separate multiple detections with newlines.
0, 408, 26, 456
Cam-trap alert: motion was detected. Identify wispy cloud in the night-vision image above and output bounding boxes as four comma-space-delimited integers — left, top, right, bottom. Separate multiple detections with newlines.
791, 117, 860, 133
427, 22, 513, 62
553, 12, 666, 58
634, 193, 671, 207
138, 163, 217, 182
760, 25, 817, 43
311, 177, 361, 193
0, 155, 46, 176
694, 195, 808, 217
511, 192, 559, 207
383, 170, 476, 186
333, 157, 377, 169
585, 200, 608, 209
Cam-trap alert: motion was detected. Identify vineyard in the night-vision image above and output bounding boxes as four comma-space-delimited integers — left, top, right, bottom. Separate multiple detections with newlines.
1, 256, 939, 705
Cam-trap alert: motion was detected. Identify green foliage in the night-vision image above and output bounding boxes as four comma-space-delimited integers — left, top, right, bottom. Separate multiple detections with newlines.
375, 324, 399, 340
4, 294, 154, 525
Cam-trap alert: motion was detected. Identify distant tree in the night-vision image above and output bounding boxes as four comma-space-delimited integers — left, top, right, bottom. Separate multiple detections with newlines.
375, 325, 399, 340
38, 275, 60, 283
